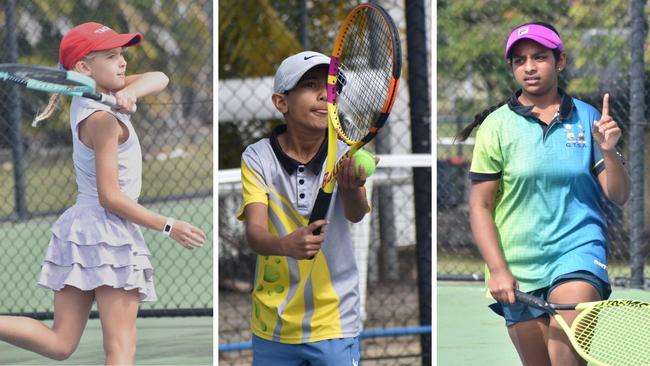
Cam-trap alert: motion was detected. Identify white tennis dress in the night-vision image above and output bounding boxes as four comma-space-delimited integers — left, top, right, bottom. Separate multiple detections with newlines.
38, 96, 156, 302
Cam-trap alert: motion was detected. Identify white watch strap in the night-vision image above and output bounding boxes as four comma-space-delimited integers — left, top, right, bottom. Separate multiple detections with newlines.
163, 217, 175, 236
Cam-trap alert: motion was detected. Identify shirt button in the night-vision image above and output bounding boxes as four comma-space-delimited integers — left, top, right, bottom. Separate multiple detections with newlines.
298, 167, 305, 173
299, 193, 305, 199
299, 179, 304, 185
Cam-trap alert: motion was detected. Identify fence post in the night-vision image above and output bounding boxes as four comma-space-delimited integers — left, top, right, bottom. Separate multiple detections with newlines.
406, 0, 431, 364
299, 0, 310, 50
373, 0, 399, 282
629, 0, 646, 288
4, 0, 28, 220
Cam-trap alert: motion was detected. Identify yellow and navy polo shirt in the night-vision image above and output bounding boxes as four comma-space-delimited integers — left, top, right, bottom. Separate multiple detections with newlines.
470, 89, 611, 292
237, 124, 361, 344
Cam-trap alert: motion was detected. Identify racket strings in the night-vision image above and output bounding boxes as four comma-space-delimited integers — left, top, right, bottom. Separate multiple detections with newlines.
1, 73, 29, 86
1, 65, 89, 88
336, 8, 395, 143
13, 69, 71, 85
2, 70, 88, 93
572, 303, 650, 365
0, 73, 66, 93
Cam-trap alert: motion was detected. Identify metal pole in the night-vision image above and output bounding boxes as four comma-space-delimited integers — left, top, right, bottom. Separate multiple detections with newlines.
299, 0, 310, 50
373, 2, 399, 283
4, 0, 28, 219
406, 0, 432, 364
629, 0, 646, 288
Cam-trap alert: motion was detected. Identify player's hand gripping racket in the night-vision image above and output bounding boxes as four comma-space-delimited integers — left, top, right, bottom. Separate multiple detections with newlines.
0, 63, 136, 126
515, 290, 650, 366
306, 3, 401, 258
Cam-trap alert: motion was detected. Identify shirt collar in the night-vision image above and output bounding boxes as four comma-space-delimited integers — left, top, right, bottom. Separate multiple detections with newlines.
507, 88, 574, 121
269, 124, 328, 175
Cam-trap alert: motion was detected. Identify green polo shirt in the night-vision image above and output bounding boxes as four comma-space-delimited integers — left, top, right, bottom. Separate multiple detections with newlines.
470, 90, 610, 291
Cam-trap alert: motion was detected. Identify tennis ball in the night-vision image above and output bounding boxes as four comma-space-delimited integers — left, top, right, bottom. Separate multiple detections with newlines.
353, 149, 376, 178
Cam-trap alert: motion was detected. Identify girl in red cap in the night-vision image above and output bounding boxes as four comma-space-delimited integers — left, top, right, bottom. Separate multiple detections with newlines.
0, 22, 206, 364
459, 22, 630, 365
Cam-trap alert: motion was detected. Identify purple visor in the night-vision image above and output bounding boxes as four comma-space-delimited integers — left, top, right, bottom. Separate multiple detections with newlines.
504, 24, 564, 58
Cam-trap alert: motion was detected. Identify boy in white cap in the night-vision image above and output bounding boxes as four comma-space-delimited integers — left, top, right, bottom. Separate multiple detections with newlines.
238, 51, 371, 365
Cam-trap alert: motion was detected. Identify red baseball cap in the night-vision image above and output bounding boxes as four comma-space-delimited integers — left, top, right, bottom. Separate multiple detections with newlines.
59, 22, 143, 70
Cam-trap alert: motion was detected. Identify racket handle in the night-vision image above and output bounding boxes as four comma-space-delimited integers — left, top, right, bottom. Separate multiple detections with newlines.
306, 189, 333, 259
514, 290, 551, 309
101, 93, 137, 113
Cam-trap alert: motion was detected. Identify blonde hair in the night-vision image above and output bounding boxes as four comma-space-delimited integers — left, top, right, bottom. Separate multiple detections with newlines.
32, 94, 61, 127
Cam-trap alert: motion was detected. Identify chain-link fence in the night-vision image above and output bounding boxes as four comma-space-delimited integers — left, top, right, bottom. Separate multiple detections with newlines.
437, 1, 649, 287
0, 0, 213, 317
218, 0, 431, 364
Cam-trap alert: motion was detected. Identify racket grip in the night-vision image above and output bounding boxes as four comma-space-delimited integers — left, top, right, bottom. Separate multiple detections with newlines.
306, 189, 333, 259
514, 290, 549, 308
101, 93, 138, 113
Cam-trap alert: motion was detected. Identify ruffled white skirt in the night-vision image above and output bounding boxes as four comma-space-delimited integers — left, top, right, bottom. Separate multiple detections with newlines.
38, 204, 157, 302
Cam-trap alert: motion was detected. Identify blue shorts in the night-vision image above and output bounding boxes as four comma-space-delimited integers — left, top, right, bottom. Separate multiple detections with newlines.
252, 335, 361, 366
489, 270, 612, 327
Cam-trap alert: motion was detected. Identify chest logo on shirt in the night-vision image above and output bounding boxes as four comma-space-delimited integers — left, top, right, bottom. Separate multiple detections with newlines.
563, 123, 587, 148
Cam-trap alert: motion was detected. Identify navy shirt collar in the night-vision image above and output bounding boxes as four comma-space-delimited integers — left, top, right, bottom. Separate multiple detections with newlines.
507, 88, 574, 121
269, 124, 328, 175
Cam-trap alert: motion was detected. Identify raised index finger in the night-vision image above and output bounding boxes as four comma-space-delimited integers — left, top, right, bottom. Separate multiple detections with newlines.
601, 93, 610, 118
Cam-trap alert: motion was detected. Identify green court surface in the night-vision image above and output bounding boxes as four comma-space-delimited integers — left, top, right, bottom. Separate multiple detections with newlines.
437, 282, 650, 366
0, 316, 212, 365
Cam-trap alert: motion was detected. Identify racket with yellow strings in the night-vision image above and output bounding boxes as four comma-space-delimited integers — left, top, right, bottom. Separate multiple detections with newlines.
515, 290, 650, 366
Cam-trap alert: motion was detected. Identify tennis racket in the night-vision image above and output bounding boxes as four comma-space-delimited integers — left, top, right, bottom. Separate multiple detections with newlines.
307, 3, 401, 248
515, 289, 650, 366
0, 63, 136, 124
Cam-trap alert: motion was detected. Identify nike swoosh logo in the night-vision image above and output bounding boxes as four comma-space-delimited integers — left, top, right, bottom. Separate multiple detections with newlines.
304, 55, 319, 60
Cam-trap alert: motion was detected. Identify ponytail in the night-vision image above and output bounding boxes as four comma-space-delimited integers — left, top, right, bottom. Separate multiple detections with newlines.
32, 93, 61, 127
456, 101, 507, 142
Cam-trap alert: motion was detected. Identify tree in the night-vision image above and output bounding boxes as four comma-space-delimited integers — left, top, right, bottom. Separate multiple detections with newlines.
217, 0, 352, 169
437, 0, 629, 121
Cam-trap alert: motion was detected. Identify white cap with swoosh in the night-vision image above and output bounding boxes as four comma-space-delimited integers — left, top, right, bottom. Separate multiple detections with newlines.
273, 51, 330, 93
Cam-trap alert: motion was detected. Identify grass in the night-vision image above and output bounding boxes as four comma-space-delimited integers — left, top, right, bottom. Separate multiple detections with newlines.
0, 197, 213, 313
0, 139, 212, 218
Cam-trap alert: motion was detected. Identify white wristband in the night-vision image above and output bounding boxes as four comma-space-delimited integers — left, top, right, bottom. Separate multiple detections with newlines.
162, 217, 175, 236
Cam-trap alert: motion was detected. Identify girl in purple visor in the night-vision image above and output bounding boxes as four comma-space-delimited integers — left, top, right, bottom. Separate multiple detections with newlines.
459, 22, 630, 366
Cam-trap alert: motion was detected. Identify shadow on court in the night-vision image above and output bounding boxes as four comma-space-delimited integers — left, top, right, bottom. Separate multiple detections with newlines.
437, 281, 650, 366
0, 316, 212, 365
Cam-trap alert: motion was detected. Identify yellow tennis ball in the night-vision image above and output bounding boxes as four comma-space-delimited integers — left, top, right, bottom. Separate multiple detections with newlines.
353, 149, 376, 178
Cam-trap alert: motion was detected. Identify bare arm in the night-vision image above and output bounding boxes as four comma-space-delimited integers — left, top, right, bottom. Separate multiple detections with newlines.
594, 93, 631, 206
244, 203, 327, 259
596, 151, 630, 206
112, 72, 170, 112
469, 179, 517, 304
123, 72, 170, 97
84, 111, 206, 249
